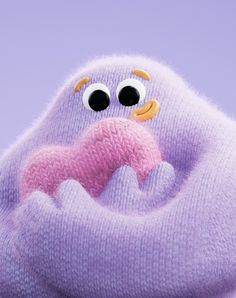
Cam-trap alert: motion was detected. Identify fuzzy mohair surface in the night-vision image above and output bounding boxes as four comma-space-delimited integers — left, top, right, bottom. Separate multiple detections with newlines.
0, 55, 236, 298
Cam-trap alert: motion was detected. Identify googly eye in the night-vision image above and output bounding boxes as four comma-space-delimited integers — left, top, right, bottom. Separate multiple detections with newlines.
116, 78, 146, 107
82, 83, 110, 112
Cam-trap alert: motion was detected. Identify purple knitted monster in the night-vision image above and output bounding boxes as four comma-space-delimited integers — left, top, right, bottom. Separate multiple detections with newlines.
0, 56, 236, 297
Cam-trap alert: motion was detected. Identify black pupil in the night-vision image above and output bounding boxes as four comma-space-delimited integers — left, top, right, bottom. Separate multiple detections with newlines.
118, 86, 140, 106
88, 90, 110, 111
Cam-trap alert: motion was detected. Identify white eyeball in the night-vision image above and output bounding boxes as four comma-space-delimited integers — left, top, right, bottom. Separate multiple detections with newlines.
116, 78, 146, 106
82, 83, 110, 111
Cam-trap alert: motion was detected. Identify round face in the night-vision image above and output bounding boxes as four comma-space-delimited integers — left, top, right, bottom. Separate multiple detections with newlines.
16, 56, 236, 297
51, 56, 210, 171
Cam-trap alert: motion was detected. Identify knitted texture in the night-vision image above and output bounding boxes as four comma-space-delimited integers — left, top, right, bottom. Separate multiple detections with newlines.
20, 118, 162, 199
0, 55, 236, 297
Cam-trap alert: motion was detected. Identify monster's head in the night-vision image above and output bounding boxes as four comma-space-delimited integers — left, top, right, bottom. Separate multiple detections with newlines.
45, 55, 213, 168
20, 56, 217, 205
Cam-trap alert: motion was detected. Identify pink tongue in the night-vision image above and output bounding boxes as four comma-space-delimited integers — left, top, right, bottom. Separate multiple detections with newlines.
20, 118, 162, 199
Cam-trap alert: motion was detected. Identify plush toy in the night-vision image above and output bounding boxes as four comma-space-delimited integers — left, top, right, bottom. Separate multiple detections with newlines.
0, 56, 236, 297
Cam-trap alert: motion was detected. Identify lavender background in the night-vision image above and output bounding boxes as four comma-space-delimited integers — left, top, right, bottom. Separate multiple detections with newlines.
0, 0, 235, 155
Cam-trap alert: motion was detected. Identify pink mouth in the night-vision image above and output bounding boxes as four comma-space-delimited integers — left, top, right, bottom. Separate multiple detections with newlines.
20, 118, 162, 199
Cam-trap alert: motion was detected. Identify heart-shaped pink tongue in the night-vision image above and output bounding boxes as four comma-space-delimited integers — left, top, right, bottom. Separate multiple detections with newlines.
20, 118, 162, 199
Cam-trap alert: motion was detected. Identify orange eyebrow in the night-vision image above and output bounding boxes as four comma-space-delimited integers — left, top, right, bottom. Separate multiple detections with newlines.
74, 76, 90, 92
132, 69, 151, 81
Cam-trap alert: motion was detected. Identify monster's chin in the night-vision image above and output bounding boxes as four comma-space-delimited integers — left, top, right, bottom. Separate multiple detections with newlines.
20, 118, 177, 213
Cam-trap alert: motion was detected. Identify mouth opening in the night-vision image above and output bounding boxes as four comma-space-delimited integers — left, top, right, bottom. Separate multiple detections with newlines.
131, 99, 160, 121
